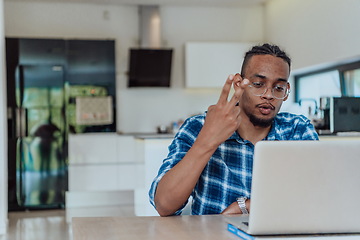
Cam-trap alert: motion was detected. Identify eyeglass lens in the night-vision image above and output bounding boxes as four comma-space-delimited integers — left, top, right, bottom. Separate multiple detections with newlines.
248, 82, 288, 99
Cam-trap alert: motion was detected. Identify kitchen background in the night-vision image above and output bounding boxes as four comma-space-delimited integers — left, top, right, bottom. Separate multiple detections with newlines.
1, 0, 360, 234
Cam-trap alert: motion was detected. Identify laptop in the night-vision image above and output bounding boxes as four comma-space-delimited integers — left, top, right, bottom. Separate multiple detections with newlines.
225, 140, 360, 236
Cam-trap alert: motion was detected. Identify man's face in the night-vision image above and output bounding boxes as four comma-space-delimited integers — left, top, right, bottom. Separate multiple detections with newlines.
239, 54, 290, 127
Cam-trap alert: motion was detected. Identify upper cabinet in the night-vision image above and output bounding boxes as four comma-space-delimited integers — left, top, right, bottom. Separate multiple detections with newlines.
185, 42, 253, 88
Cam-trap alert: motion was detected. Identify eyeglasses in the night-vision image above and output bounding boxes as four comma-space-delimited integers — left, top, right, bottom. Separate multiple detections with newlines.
247, 81, 290, 99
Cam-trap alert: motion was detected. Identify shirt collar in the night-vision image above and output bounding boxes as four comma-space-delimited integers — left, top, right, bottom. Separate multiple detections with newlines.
229, 131, 242, 141
266, 117, 284, 141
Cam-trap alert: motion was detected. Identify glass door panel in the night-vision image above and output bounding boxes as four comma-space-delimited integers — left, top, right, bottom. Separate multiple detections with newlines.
16, 65, 67, 208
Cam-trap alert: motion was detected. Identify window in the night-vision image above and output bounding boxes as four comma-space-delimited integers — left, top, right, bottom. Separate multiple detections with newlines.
294, 59, 360, 107
343, 68, 360, 96
296, 70, 341, 102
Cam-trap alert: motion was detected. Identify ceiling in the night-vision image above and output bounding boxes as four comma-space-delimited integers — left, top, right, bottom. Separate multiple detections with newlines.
6, 0, 270, 7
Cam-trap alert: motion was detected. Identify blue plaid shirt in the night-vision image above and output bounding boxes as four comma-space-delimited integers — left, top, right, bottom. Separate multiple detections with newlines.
149, 112, 319, 215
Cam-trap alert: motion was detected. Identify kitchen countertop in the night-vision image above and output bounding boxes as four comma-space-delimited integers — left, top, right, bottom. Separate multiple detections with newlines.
318, 131, 360, 137
116, 131, 175, 139
71, 131, 360, 139
69, 131, 175, 138
133, 134, 175, 139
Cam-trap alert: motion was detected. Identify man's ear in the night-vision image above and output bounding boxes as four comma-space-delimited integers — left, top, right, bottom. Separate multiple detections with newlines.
283, 82, 291, 101
233, 73, 243, 88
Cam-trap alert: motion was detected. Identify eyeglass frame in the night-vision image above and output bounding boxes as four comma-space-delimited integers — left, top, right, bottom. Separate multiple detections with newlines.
246, 80, 291, 100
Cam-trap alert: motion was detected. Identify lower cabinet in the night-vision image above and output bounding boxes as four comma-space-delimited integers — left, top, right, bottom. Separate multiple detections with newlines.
65, 133, 173, 221
68, 164, 144, 191
134, 137, 173, 216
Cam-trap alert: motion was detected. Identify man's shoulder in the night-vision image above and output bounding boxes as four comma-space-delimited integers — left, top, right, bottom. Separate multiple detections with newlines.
272, 112, 318, 140
177, 113, 206, 136
275, 112, 310, 124
183, 113, 206, 125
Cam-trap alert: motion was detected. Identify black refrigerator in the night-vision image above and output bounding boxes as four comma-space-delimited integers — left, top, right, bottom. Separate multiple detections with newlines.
6, 38, 116, 210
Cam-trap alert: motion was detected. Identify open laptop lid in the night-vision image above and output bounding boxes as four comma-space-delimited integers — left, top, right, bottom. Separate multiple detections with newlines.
247, 140, 360, 235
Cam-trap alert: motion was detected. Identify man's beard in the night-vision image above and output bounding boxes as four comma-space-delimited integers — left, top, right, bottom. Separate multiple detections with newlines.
248, 113, 274, 128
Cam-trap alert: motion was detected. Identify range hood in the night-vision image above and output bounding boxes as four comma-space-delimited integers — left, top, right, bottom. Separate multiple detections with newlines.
139, 5, 162, 49
127, 6, 172, 88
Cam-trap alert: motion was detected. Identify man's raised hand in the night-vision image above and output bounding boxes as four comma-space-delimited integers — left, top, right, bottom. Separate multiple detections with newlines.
197, 74, 248, 148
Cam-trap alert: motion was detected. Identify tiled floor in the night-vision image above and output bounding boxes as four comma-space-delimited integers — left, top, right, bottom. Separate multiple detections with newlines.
0, 205, 135, 240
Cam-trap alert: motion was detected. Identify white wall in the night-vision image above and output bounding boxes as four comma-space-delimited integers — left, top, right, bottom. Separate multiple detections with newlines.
0, 0, 7, 234
264, 0, 360, 70
4, 2, 264, 133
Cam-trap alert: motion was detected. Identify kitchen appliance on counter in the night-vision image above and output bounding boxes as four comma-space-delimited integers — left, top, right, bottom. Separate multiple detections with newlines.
316, 97, 331, 131
317, 97, 360, 134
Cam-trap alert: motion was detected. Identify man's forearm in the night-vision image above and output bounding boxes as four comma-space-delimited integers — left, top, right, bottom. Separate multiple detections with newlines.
154, 138, 218, 216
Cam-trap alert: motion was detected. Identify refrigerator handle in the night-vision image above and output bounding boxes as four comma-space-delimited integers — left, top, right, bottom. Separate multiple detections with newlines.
15, 138, 25, 207
23, 108, 28, 137
15, 108, 21, 138
16, 108, 28, 138
15, 65, 27, 138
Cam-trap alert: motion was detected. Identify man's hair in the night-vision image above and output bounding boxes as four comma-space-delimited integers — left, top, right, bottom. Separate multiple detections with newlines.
240, 43, 291, 76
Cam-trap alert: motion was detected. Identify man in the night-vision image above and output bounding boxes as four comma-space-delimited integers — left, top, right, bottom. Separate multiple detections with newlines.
149, 43, 319, 217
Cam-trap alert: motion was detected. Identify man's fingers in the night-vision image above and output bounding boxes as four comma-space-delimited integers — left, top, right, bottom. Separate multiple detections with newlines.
217, 74, 234, 104
241, 78, 250, 88
229, 78, 249, 105
229, 86, 242, 105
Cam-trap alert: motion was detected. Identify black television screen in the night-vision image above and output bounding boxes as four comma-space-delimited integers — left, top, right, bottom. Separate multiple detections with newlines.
128, 49, 173, 87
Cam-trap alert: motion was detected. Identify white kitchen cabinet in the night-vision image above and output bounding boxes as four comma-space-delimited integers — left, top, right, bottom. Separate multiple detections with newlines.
68, 133, 118, 165
69, 163, 144, 191
185, 42, 254, 88
69, 164, 118, 191
134, 137, 173, 216
68, 133, 144, 191
66, 133, 144, 222
66, 133, 173, 221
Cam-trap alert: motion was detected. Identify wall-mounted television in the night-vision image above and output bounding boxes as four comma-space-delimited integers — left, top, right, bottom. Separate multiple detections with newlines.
128, 49, 173, 87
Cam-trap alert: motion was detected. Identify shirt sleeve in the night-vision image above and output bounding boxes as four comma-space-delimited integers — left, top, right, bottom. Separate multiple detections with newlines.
273, 113, 319, 141
301, 122, 319, 140
292, 114, 319, 140
148, 115, 203, 215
